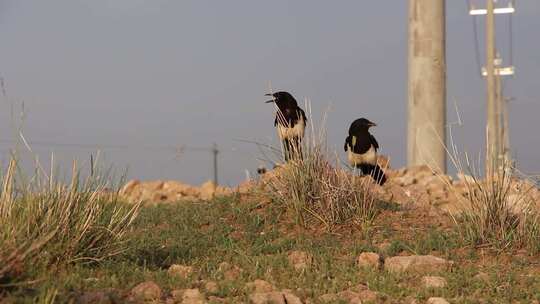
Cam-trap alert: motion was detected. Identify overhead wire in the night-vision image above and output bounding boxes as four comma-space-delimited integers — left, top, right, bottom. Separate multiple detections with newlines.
467, 0, 484, 78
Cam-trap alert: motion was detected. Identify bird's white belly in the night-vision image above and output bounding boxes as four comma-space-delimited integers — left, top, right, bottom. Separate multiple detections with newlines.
347, 146, 377, 166
277, 121, 305, 140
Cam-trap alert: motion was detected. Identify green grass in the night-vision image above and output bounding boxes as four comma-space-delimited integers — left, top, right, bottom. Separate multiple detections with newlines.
0, 158, 140, 294
2, 194, 540, 303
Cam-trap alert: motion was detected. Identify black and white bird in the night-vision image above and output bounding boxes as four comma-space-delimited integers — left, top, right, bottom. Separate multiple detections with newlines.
344, 118, 387, 185
265, 91, 307, 162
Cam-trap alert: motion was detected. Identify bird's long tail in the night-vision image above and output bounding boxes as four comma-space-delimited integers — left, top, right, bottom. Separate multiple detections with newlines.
359, 164, 387, 185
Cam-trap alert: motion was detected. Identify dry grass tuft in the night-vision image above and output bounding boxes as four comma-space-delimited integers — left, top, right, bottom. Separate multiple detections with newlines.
452, 164, 540, 252
440, 125, 540, 253
0, 157, 141, 285
264, 108, 379, 230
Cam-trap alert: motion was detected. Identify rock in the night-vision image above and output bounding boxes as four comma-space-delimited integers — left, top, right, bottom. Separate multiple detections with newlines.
422, 276, 448, 288
245, 280, 275, 293
356, 252, 381, 270
200, 181, 217, 200
171, 290, 184, 301
335, 290, 363, 304
427, 297, 450, 304
402, 297, 420, 304
208, 296, 226, 303
119, 179, 234, 204
357, 290, 378, 302
171, 289, 206, 304
248, 292, 286, 304
204, 281, 219, 294
130, 281, 162, 302
168, 264, 194, 279
287, 250, 313, 271
384, 255, 453, 274
183, 289, 207, 304
77, 291, 114, 304
248, 290, 302, 304
281, 290, 303, 304
120, 180, 140, 196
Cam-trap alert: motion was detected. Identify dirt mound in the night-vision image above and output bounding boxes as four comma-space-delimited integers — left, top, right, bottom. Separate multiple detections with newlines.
258, 161, 540, 215
119, 160, 540, 212
120, 179, 234, 204
381, 165, 540, 214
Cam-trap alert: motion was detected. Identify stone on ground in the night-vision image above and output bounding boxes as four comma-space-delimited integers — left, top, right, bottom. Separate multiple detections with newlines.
427, 297, 450, 304
171, 289, 206, 304
248, 290, 302, 304
287, 250, 313, 271
356, 252, 381, 270
77, 290, 115, 304
422, 276, 448, 288
384, 255, 453, 274
245, 279, 275, 293
168, 264, 194, 279
204, 281, 219, 294
248, 292, 286, 304
130, 281, 162, 302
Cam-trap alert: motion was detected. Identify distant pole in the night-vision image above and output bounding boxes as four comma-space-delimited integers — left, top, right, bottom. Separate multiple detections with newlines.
468, 0, 516, 171
407, 0, 447, 173
485, 0, 498, 174
495, 61, 503, 166
502, 97, 511, 163
212, 143, 219, 185
90, 153, 94, 177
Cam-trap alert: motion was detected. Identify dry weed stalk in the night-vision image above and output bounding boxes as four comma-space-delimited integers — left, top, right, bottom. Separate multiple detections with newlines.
428, 120, 540, 252
0, 157, 141, 284
264, 104, 379, 230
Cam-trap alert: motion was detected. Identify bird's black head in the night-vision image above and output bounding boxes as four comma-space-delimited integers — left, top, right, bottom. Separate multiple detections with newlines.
265, 91, 298, 109
349, 117, 377, 134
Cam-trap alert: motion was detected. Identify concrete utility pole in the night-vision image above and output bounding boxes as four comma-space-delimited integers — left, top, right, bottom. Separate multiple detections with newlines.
407, 0, 447, 173
485, 0, 498, 174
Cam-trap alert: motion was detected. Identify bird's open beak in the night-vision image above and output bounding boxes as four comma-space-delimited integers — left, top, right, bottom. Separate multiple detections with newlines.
369, 122, 377, 127
265, 93, 275, 103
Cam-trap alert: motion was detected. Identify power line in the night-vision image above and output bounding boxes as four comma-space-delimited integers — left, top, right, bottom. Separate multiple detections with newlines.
467, 0, 516, 172
467, 0, 483, 78
0, 138, 223, 184
0, 138, 214, 153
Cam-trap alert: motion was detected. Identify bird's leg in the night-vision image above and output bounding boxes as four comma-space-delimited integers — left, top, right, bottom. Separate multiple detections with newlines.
292, 137, 303, 161
282, 138, 291, 162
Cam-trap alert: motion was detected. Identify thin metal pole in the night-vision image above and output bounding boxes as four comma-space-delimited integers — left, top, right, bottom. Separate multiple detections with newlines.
212, 143, 218, 185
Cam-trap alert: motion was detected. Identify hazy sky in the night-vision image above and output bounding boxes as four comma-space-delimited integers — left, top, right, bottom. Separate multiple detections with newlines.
0, 1, 539, 185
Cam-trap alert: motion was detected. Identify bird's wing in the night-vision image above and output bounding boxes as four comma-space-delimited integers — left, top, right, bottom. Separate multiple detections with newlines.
344, 135, 351, 151
369, 134, 379, 150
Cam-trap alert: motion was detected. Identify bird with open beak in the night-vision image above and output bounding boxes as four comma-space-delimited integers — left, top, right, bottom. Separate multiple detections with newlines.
265, 91, 307, 162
